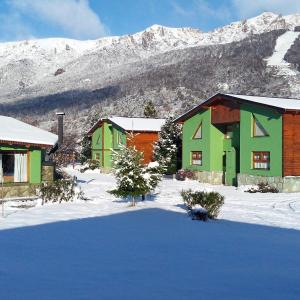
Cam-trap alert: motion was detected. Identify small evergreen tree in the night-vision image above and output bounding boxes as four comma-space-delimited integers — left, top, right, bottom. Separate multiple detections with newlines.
144, 101, 157, 118
79, 135, 91, 164
109, 145, 162, 206
153, 115, 182, 174
79, 111, 101, 164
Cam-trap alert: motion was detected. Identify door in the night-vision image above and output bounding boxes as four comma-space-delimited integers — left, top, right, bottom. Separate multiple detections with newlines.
225, 147, 237, 186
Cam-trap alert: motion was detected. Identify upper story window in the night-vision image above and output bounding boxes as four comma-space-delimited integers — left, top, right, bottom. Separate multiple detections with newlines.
117, 132, 122, 144
191, 151, 202, 165
253, 115, 268, 137
253, 151, 270, 170
193, 123, 202, 139
96, 134, 101, 145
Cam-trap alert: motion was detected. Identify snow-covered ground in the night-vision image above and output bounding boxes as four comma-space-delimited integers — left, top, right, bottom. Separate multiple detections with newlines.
1, 167, 300, 231
0, 168, 299, 299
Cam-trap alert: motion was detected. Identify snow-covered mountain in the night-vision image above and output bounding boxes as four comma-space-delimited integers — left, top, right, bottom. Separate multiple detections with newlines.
0, 12, 300, 135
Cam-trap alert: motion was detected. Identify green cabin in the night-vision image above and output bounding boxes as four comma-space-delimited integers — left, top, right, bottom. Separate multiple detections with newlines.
88, 116, 165, 169
0, 116, 58, 198
176, 93, 300, 192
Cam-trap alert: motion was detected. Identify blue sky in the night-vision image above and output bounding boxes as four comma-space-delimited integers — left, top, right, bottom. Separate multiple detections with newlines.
0, 0, 300, 41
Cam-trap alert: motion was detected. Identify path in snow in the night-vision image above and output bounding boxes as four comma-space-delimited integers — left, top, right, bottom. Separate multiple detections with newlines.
0, 167, 299, 230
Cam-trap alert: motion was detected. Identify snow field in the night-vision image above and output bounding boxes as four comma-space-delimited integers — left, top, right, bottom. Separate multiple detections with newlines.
0, 167, 300, 230
0, 168, 299, 299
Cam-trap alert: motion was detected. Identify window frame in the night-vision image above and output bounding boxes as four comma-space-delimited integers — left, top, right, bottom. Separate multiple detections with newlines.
191, 151, 202, 166
252, 115, 269, 138
192, 123, 202, 140
0, 150, 29, 183
117, 132, 122, 145
252, 151, 270, 170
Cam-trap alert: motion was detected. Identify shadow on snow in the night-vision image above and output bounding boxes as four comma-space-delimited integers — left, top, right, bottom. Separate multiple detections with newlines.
0, 208, 299, 300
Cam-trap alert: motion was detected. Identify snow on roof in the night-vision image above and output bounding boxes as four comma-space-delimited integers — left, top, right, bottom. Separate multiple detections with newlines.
0, 116, 58, 146
109, 117, 165, 132
174, 93, 300, 123
226, 94, 300, 110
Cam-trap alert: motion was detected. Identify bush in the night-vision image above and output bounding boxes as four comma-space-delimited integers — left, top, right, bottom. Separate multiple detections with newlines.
181, 189, 224, 219
245, 182, 279, 193
80, 159, 99, 173
38, 178, 85, 204
176, 169, 196, 181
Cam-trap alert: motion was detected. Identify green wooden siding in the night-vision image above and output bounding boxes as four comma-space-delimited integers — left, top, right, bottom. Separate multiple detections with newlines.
29, 149, 42, 183
182, 101, 283, 184
0, 145, 42, 184
239, 103, 282, 177
182, 109, 224, 172
91, 121, 126, 168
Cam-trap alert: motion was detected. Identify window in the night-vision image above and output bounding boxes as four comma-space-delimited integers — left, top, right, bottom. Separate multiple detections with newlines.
191, 151, 202, 165
253, 115, 268, 137
96, 134, 101, 145
224, 124, 234, 139
0, 152, 28, 183
253, 152, 270, 170
2, 154, 14, 176
117, 132, 122, 144
193, 123, 202, 139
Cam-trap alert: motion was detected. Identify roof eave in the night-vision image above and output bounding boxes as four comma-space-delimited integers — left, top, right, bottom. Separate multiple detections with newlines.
0, 139, 57, 148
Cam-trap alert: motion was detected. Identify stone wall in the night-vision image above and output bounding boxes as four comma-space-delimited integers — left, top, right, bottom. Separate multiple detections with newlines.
238, 173, 300, 192
0, 184, 39, 199
282, 177, 300, 192
194, 171, 223, 185
42, 164, 55, 182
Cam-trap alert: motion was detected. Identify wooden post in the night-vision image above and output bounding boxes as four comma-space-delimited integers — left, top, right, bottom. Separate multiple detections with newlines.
1, 168, 4, 217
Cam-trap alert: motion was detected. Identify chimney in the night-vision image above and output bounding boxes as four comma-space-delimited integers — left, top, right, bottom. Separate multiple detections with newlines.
56, 112, 65, 147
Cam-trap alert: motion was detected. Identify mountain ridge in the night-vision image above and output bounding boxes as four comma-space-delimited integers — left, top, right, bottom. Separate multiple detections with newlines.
0, 12, 300, 136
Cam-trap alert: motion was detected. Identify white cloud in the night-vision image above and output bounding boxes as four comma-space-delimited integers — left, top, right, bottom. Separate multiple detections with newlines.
8, 0, 109, 39
170, 2, 193, 17
194, 0, 232, 20
232, 0, 300, 18
171, 0, 232, 22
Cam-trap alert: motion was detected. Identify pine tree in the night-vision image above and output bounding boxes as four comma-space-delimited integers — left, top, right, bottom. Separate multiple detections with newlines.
144, 101, 157, 118
109, 145, 162, 206
79, 111, 101, 164
153, 116, 182, 174
79, 135, 91, 164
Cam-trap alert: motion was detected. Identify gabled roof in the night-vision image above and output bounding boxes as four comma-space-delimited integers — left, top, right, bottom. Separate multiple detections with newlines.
175, 93, 300, 122
0, 116, 58, 147
226, 94, 300, 110
88, 116, 166, 135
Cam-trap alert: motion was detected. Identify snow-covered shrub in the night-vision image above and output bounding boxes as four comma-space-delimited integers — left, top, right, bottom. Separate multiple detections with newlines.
109, 145, 162, 206
245, 182, 279, 193
80, 159, 99, 173
181, 189, 224, 219
176, 169, 195, 181
153, 116, 181, 174
38, 178, 84, 204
